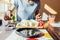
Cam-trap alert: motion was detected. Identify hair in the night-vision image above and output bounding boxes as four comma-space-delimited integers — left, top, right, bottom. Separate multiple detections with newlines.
34, 10, 39, 16
31, 0, 40, 19
34, 10, 41, 19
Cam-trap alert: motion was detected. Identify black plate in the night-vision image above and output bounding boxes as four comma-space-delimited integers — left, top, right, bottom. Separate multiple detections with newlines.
16, 28, 42, 38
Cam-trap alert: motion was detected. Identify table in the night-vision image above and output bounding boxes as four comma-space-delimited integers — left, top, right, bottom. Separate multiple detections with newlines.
5, 29, 54, 40
47, 24, 60, 40
0, 26, 14, 40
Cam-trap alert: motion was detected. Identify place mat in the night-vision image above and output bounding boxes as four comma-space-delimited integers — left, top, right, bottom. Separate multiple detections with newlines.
5, 29, 53, 40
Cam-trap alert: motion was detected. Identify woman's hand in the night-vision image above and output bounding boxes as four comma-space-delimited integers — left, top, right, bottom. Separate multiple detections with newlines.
35, 13, 41, 22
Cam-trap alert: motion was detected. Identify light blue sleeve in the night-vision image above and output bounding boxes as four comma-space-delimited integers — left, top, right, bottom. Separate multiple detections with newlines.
14, 0, 19, 9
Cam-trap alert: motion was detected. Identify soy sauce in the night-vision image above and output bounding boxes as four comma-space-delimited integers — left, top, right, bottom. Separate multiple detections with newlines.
0, 20, 2, 26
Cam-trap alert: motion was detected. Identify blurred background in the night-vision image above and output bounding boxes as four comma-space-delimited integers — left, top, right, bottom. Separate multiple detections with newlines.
0, 0, 60, 25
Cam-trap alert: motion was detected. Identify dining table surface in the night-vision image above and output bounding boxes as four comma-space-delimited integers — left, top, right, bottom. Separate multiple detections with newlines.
0, 20, 59, 40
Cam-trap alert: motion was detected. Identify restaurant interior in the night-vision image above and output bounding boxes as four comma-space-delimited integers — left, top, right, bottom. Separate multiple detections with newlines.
0, 0, 60, 40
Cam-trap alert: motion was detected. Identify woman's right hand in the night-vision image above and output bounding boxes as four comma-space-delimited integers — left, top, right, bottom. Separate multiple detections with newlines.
35, 13, 41, 22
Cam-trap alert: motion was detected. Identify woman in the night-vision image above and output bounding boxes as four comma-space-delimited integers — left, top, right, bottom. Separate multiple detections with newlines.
14, 0, 40, 22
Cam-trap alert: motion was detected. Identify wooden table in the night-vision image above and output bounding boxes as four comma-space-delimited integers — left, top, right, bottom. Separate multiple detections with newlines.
47, 24, 60, 40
